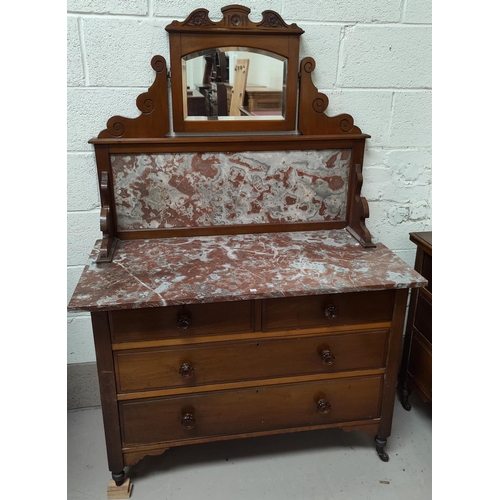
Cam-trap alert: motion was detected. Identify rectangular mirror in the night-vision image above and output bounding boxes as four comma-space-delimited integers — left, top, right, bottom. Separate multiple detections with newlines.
183, 48, 287, 121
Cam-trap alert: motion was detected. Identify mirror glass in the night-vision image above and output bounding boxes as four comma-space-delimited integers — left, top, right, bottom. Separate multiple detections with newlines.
183, 47, 287, 121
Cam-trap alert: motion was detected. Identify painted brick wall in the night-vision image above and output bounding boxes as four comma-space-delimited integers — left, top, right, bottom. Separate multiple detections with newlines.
67, 0, 432, 363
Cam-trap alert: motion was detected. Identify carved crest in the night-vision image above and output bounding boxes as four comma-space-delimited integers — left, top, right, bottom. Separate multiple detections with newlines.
166, 5, 303, 34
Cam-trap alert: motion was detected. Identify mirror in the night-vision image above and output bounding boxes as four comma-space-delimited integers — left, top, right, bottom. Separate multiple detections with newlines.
166, 5, 303, 132
183, 48, 287, 121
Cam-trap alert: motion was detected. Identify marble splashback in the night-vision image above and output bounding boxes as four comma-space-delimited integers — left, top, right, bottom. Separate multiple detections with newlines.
111, 149, 351, 230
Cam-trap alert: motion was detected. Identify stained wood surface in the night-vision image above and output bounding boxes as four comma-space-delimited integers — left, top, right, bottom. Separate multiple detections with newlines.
119, 375, 383, 446
109, 300, 255, 343
263, 290, 395, 331
114, 329, 388, 393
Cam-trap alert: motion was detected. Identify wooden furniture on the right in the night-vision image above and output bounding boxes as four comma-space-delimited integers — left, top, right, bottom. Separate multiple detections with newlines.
399, 231, 432, 410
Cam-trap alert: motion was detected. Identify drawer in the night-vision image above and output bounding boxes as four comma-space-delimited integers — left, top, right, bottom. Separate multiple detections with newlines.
263, 290, 395, 331
414, 291, 432, 343
408, 332, 432, 401
120, 375, 383, 446
115, 329, 388, 393
109, 300, 255, 343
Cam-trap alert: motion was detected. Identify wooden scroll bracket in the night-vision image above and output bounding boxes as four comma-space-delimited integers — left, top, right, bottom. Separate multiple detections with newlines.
347, 163, 375, 248
298, 57, 362, 136
98, 55, 169, 139
97, 170, 118, 263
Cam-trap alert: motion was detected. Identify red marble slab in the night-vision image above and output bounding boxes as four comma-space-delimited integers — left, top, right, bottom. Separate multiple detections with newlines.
68, 230, 427, 312
111, 149, 351, 230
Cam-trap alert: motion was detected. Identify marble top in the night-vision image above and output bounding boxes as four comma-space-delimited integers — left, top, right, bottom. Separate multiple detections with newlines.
68, 230, 427, 312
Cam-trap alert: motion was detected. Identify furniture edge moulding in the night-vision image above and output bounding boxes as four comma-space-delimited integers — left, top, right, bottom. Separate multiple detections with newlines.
165, 5, 305, 35
97, 55, 170, 140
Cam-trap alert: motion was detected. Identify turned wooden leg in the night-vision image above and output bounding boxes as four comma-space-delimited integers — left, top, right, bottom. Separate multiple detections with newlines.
400, 385, 412, 411
375, 436, 389, 462
112, 471, 126, 487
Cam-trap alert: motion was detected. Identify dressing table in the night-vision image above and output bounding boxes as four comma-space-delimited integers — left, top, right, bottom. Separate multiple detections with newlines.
68, 5, 427, 496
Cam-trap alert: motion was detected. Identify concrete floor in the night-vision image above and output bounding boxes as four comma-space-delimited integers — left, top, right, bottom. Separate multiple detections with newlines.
68, 395, 431, 500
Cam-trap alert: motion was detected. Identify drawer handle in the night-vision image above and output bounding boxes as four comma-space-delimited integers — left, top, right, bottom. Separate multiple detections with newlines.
320, 349, 335, 366
179, 362, 195, 378
316, 398, 332, 414
177, 315, 192, 330
181, 412, 196, 429
324, 305, 339, 318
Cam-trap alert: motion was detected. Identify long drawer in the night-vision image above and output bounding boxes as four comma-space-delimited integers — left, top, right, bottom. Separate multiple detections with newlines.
120, 375, 383, 447
114, 329, 388, 393
109, 300, 255, 343
263, 290, 395, 331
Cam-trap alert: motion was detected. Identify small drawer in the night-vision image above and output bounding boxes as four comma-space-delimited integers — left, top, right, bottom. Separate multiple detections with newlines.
119, 375, 383, 447
114, 329, 388, 393
263, 290, 395, 332
109, 300, 255, 343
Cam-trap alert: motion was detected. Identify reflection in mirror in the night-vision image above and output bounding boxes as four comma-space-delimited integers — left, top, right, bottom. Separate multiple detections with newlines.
183, 48, 287, 121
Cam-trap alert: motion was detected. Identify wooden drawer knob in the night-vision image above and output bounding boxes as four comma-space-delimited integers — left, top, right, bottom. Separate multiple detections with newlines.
181, 412, 196, 429
320, 349, 335, 366
316, 398, 332, 414
324, 305, 339, 318
177, 315, 191, 330
179, 362, 195, 378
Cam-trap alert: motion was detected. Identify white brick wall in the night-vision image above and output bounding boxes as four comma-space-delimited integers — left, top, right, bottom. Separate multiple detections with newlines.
67, 0, 432, 363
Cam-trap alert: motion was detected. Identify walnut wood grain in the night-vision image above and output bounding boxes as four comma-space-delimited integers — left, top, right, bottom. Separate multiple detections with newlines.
91, 311, 124, 473
109, 300, 255, 343
263, 290, 395, 331
119, 376, 383, 447
113, 329, 389, 393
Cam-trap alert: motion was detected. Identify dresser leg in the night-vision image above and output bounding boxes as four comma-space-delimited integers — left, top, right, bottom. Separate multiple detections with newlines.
375, 436, 389, 462
112, 470, 126, 487
400, 385, 412, 411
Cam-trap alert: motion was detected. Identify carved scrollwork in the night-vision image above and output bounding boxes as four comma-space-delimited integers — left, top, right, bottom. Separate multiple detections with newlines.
346, 163, 374, 248
166, 5, 303, 33
302, 59, 316, 74
185, 9, 215, 27
259, 11, 289, 29
98, 55, 169, 139
339, 114, 355, 133
298, 57, 363, 136
312, 96, 328, 113
97, 169, 118, 262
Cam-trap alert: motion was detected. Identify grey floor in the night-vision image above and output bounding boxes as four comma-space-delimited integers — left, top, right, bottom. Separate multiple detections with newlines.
68, 395, 431, 500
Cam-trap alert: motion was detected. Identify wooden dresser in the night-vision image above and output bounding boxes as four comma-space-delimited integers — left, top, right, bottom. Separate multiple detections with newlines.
399, 231, 432, 409
67, 5, 427, 496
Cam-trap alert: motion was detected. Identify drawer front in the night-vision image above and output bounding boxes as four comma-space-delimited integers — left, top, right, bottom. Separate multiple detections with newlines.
115, 330, 388, 393
414, 291, 432, 343
120, 376, 383, 446
109, 300, 255, 343
408, 333, 432, 400
263, 291, 395, 331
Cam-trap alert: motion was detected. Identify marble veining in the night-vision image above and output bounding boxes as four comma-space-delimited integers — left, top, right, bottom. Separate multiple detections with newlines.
68, 230, 427, 312
111, 150, 351, 230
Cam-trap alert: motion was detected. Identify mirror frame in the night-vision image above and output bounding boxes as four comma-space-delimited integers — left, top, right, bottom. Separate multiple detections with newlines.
166, 5, 304, 133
